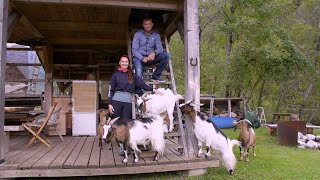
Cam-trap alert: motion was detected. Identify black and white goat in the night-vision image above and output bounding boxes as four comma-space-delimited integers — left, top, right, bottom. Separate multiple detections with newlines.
135, 88, 184, 133
179, 100, 241, 175
105, 115, 165, 163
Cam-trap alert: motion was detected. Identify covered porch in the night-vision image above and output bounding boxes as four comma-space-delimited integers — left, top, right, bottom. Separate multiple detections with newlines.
1, 0, 205, 178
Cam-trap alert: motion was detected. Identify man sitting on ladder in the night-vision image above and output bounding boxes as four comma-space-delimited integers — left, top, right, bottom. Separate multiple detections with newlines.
132, 17, 170, 83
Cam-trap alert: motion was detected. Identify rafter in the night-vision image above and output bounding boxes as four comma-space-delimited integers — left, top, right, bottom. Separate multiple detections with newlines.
13, 0, 180, 11
37, 22, 128, 32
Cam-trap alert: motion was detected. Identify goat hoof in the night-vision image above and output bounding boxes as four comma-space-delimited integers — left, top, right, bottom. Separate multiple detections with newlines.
153, 157, 159, 161
122, 159, 128, 163
205, 155, 210, 159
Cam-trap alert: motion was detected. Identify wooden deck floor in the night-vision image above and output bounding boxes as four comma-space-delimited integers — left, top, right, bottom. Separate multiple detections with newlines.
0, 135, 219, 178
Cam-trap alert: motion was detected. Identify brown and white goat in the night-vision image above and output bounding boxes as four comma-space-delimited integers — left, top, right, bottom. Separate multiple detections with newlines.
105, 115, 165, 164
233, 119, 256, 162
97, 109, 111, 148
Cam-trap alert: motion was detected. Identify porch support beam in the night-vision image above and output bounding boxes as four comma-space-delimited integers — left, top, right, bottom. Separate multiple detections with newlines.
183, 0, 200, 158
0, 0, 9, 164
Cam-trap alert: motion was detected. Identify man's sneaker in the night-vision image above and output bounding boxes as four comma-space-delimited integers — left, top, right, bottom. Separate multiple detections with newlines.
151, 76, 165, 83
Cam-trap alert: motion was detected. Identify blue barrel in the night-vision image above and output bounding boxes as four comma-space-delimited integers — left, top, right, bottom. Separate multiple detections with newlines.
209, 116, 240, 129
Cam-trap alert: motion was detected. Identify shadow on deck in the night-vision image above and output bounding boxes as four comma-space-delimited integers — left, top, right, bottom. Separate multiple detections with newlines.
0, 135, 219, 178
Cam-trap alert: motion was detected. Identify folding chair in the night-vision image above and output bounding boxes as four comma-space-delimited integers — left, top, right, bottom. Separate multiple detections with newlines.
22, 102, 59, 147
256, 107, 267, 125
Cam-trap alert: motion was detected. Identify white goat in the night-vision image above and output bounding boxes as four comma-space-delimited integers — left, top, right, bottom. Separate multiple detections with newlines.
136, 88, 183, 132
179, 100, 241, 175
106, 114, 165, 163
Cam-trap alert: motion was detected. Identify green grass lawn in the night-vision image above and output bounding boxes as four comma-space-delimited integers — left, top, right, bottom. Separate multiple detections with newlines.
124, 128, 320, 180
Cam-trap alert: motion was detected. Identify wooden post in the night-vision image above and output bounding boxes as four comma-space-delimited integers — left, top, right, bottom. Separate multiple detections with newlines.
43, 45, 53, 114
184, 0, 200, 158
0, 0, 8, 163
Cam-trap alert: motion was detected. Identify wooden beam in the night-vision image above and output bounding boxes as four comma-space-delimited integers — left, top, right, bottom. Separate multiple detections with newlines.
54, 63, 118, 68
6, 79, 45, 82
50, 38, 126, 46
37, 22, 127, 32
0, 0, 8, 163
7, 11, 21, 38
13, 0, 179, 11
7, 47, 42, 51
6, 63, 43, 66
176, 20, 184, 44
40, 45, 53, 114
19, 15, 43, 38
184, 0, 200, 158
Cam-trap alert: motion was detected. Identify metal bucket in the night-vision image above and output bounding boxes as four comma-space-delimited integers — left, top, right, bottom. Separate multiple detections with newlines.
277, 121, 306, 146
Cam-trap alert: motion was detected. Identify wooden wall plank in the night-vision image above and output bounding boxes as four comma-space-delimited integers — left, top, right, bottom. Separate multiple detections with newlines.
73, 136, 95, 168
49, 137, 80, 169
62, 136, 86, 169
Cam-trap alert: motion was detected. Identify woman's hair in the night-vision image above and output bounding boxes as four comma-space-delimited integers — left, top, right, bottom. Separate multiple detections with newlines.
120, 55, 133, 83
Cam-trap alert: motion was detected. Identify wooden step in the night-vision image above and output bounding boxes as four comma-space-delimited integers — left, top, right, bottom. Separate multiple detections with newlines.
145, 81, 172, 85
143, 72, 171, 76
165, 132, 181, 138
167, 143, 184, 149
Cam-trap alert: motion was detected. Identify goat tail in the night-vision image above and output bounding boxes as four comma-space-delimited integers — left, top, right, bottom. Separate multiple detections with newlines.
151, 138, 165, 156
231, 139, 242, 148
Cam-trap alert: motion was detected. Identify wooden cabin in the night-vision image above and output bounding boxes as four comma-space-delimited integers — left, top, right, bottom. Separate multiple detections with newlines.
0, 0, 211, 178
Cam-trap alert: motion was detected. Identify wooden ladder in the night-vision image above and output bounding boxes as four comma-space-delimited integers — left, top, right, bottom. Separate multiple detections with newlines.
28, 65, 40, 94
128, 34, 187, 156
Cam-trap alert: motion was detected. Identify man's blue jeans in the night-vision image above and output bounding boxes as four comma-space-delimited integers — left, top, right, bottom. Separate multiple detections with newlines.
133, 52, 170, 79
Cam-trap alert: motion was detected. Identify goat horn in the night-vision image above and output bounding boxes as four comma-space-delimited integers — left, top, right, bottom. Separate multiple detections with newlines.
141, 92, 152, 101
109, 117, 120, 125
244, 119, 253, 126
134, 94, 140, 100
191, 101, 204, 107
106, 117, 111, 125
